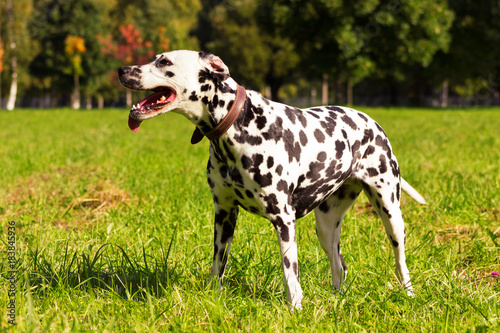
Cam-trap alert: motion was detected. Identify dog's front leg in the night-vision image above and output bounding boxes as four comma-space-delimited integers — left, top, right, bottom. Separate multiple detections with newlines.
211, 204, 239, 287
273, 214, 303, 310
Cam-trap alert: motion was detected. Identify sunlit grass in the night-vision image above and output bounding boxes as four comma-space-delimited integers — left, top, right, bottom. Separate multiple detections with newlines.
1, 107, 499, 331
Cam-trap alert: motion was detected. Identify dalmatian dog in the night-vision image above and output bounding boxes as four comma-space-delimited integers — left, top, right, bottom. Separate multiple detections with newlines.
118, 50, 427, 309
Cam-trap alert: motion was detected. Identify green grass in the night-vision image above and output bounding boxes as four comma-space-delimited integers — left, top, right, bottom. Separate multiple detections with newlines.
1, 107, 499, 332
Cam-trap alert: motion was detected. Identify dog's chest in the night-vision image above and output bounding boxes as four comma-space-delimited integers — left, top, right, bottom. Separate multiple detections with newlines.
207, 151, 271, 217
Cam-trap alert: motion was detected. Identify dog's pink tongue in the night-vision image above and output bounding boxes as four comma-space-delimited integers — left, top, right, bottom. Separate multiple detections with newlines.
128, 115, 142, 132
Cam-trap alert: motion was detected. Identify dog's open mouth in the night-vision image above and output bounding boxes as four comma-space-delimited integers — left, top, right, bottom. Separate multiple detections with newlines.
128, 87, 176, 132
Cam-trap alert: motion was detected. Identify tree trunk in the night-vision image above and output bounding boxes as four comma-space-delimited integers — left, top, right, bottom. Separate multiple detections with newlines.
389, 80, 399, 105
6, 0, 17, 111
335, 74, 343, 105
440, 79, 449, 107
311, 84, 317, 106
6, 59, 18, 110
322, 73, 329, 105
265, 86, 271, 99
97, 95, 104, 109
86, 95, 92, 110
126, 89, 132, 107
347, 78, 353, 106
71, 75, 81, 109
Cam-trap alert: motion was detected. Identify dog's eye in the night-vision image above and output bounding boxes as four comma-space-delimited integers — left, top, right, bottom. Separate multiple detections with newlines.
157, 58, 173, 66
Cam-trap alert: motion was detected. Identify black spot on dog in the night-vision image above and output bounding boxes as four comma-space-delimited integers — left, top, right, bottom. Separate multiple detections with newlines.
285, 107, 296, 124
357, 112, 368, 122
241, 155, 252, 169
318, 201, 329, 213
378, 154, 387, 174
256, 116, 267, 130
277, 180, 288, 193
314, 129, 325, 143
306, 161, 325, 181
221, 221, 235, 244
326, 106, 345, 113
165, 71, 175, 78
299, 131, 308, 146
339, 253, 347, 271
234, 188, 244, 199
265, 194, 281, 215
337, 186, 346, 200
363, 145, 375, 157
390, 160, 399, 177
341, 115, 358, 130
335, 141, 346, 159
262, 117, 284, 143
317, 151, 327, 162
292, 262, 299, 277
234, 130, 263, 146
375, 135, 392, 159
252, 154, 264, 168
273, 216, 290, 242
283, 129, 301, 163
283, 256, 291, 268
389, 235, 399, 247
362, 129, 374, 145
307, 111, 320, 119
121, 78, 142, 89
367, 168, 379, 177
189, 91, 199, 101
276, 165, 283, 176
267, 156, 274, 168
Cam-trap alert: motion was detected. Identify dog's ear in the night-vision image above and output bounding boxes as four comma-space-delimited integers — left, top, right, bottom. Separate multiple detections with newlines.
199, 52, 230, 81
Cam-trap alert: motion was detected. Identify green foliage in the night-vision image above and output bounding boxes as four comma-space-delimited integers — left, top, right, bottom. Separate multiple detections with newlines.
0, 0, 37, 97
29, 0, 111, 95
197, 0, 300, 99
1, 0, 499, 106
0, 107, 499, 330
428, 0, 500, 98
112, 0, 201, 51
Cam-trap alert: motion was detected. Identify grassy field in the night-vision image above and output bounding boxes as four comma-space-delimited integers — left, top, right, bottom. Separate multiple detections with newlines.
1, 107, 499, 332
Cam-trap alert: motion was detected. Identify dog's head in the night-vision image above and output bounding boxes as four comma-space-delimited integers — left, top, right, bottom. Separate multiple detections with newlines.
118, 50, 231, 131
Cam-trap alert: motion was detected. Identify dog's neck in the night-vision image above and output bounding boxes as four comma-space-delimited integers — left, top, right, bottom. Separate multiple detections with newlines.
178, 78, 243, 136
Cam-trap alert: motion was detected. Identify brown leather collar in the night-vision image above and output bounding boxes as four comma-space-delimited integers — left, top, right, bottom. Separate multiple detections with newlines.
191, 84, 246, 144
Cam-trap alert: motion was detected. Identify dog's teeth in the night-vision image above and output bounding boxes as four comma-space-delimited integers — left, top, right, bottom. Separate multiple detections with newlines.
160, 95, 166, 102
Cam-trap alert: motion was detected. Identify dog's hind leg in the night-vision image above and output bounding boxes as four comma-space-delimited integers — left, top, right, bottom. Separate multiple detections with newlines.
211, 204, 239, 285
361, 178, 414, 295
314, 179, 363, 291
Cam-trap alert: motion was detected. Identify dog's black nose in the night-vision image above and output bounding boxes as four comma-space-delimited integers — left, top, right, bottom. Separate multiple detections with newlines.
118, 66, 131, 77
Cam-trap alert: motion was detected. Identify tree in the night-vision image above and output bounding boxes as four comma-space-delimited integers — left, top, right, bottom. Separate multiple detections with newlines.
268, 0, 453, 105
1, 0, 35, 110
64, 35, 86, 109
29, 0, 112, 108
195, 0, 300, 101
111, 0, 201, 51
427, 0, 500, 106
97, 24, 156, 106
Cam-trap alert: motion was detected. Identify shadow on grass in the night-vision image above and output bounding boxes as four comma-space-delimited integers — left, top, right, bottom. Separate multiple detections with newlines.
21, 237, 178, 301
17, 234, 289, 306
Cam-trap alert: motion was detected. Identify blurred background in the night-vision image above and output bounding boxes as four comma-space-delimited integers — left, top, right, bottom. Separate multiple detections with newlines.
1, 0, 499, 110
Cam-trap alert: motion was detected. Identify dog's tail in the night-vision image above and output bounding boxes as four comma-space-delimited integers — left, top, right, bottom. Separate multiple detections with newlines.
401, 178, 427, 205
